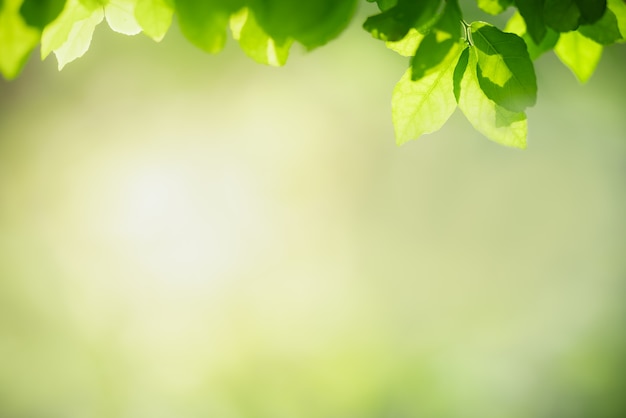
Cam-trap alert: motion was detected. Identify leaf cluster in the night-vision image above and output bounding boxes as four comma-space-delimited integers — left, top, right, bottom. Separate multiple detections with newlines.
1, 0, 625, 148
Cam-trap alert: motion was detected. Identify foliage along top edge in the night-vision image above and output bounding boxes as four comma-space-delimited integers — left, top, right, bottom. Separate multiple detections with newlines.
1, 0, 625, 148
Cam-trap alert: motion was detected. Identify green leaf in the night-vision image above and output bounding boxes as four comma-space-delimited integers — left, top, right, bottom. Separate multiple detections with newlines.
477, 0, 513, 15
505, 11, 559, 60
251, 0, 357, 50
385, 28, 423, 56
0, 0, 40, 79
471, 21, 537, 113
363, 0, 441, 42
411, 0, 462, 80
19, 0, 66, 29
608, 0, 626, 39
40, 0, 103, 69
176, 0, 242, 54
230, 8, 291, 66
543, 0, 581, 32
457, 46, 527, 149
579, 8, 622, 44
104, 0, 142, 35
134, 0, 173, 42
453, 45, 469, 102
574, 0, 607, 24
554, 29, 602, 83
392, 41, 464, 145
515, 0, 547, 43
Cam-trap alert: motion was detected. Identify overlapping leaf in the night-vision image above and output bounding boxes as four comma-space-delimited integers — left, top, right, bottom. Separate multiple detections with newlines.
457, 46, 527, 149
363, 0, 440, 42
411, 0, 462, 80
471, 22, 537, 113
40, 0, 104, 69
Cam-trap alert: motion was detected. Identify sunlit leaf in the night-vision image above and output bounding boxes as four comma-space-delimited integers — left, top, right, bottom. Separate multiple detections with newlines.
40, 0, 103, 69
230, 8, 291, 66
134, 0, 172, 42
471, 21, 537, 113
385, 27, 423, 56
105, 0, 142, 35
554, 30, 602, 83
0, 0, 40, 79
457, 47, 527, 149
392, 41, 463, 145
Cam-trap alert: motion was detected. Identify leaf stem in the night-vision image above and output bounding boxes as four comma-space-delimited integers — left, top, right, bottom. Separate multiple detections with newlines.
461, 20, 473, 46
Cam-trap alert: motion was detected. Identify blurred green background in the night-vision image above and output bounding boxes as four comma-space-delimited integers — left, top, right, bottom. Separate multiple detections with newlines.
1, 4, 626, 418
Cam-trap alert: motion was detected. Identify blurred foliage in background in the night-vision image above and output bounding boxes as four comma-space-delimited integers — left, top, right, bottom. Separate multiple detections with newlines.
1, 5, 626, 417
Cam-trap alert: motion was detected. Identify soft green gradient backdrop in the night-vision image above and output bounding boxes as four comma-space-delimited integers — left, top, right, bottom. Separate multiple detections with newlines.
1, 6, 625, 418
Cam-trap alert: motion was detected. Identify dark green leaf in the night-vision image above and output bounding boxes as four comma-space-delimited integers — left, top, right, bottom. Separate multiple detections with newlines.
505, 12, 559, 60
453, 46, 469, 102
471, 21, 537, 112
544, 0, 582, 32
252, 0, 357, 49
411, 0, 462, 80
575, 0, 607, 24
20, 0, 67, 29
363, 0, 441, 42
579, 8, 622, 44
515, 0, 547, 43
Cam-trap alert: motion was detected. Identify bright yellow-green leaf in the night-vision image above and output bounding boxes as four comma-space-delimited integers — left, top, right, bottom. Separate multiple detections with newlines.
385, 28, 423, 56
458, 47, 527, 149
134, 0, 172, 42
105, 0, 142, 35
392, 42, 463, 145
230, 8, 292, 66
41, 0, 103, 69
477, 0, 513, 15
554, 30, 602, 83
0, 0, 40, 79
